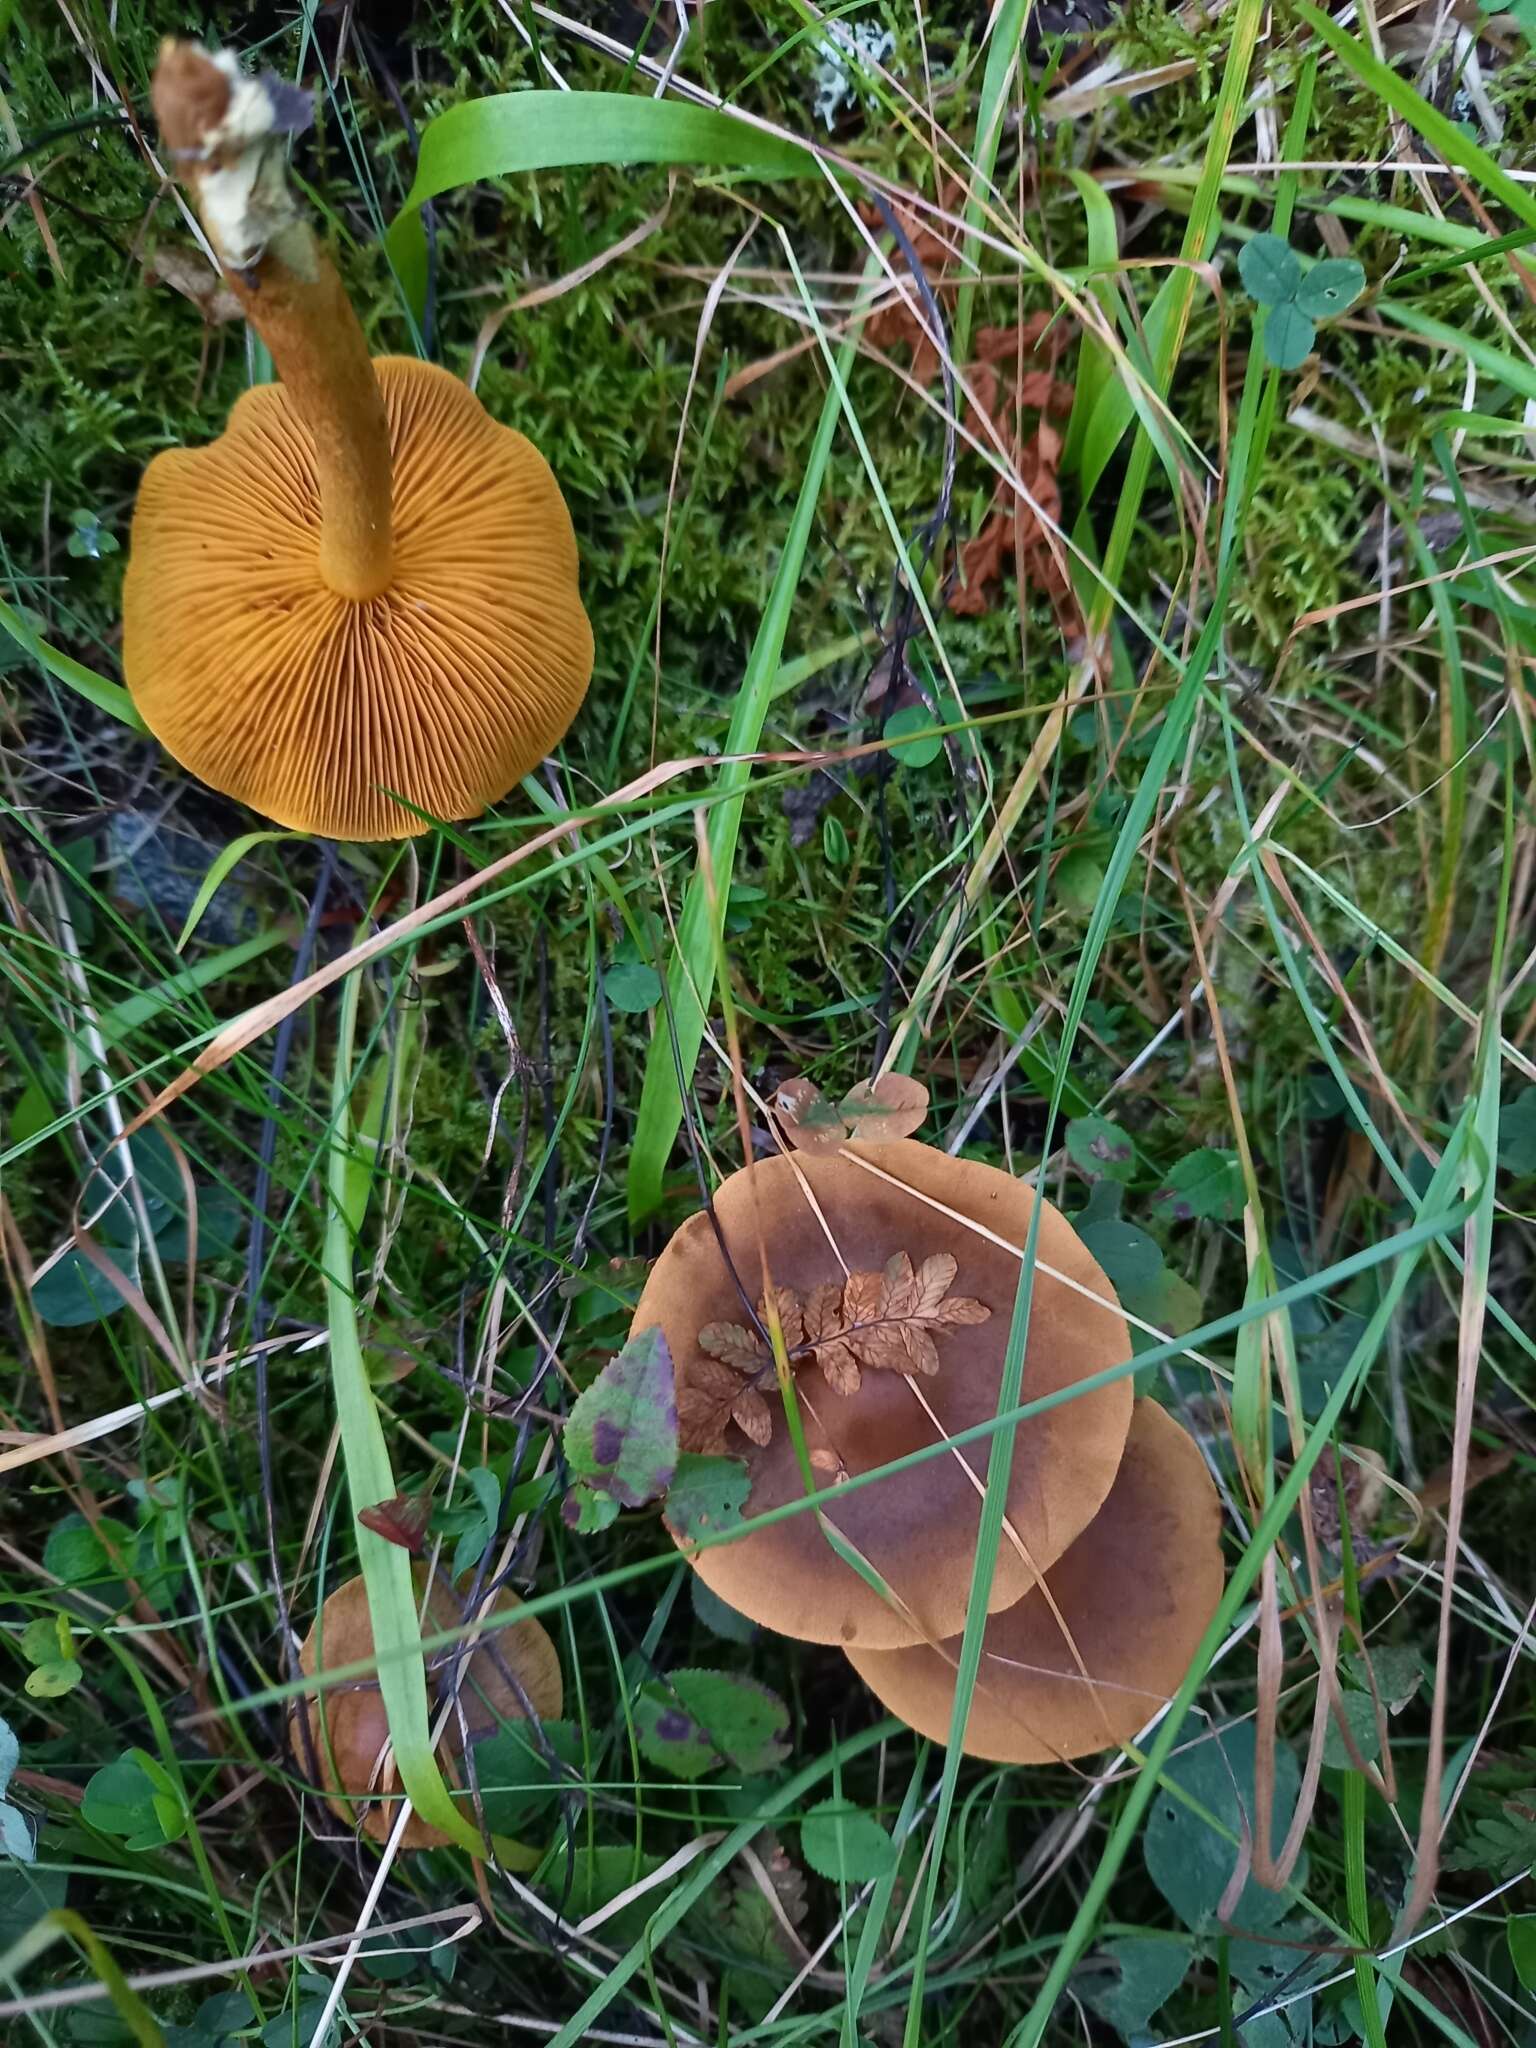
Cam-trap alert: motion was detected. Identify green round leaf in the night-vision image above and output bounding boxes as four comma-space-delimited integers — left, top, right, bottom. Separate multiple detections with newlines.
1263, 302, 1316, 371
667, 1453, 750, 1540
800, 1798, 896, 1884
885, 704, 944, 768
1077, 1218, 1163, 1298
24, 1660, 82, 1699
1066, 1113, 1136, 1184
691, 1576, 757, 1643
1144, 1721, 1306, 1933
635, 1668, 789, 1780
564, 1326, 677, 1509
1158, 1148, 1245, 1222
1499, 1087, 1536, 1175
1055, 848, 1104, 917
1238, 233, 1302, 307
604, 960, 664, 1013
1295, 258, 1366, 321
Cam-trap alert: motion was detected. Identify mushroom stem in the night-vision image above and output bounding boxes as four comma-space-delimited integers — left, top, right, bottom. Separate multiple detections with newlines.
151, 42, 393, 602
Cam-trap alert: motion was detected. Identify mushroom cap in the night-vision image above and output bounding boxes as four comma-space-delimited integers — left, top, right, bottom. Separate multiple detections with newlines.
631, 1139, 1133, 1650
297, 1566, 562, 1848
845, 1400, 1224, 1762
123, 356, 593, 841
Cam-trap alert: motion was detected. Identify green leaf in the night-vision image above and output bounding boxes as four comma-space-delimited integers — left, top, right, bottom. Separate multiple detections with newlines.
666, 1454, 750, 1540
1066, 1113, 1136, 1184
1295, 258, 1365, 320
822, 813, 850, 866
691, 1577, 757, 1643
1442, 1801, 1536, 1877
0, 1801, 33, 1863
1238, 232, 1303, 306
31, 1248, 129, 1329
1508, 1916, 1536, 1993
1264, 301, 1316, 370
799, 1799, 896, 1884
1078, 1218, 1163, 1298
564, 1327, 677, 1510
1321, 1689, 1381, 1771
163, 1990, 256, 2047
1158, 1148, 1245, 1222
1345, 1646, 1423, 1713
24, 1661, 82, 1699
1125, 1267, 1205, 1339
0, 1862, 66, 1948
538, 1844, 662, 1946
451, 1466, 503, 1577
470, 1719, 582, 1834
388, 91, 815, 317
561, 1484, 621, 1534
635, 1669, 790, 1780
885, 704, 944, 768
1499, 1088, 1536, 1174
20, 1615, 69, 1667
82, 1753, 186, 1852
1144, 1721, 1307, 1933
603, 960, 663, 1014
1078, 1935, 1190, 2039
1054, 848, 1105, 916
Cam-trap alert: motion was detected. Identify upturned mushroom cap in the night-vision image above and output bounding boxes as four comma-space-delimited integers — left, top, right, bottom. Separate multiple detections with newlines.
845, 1400, 1223, 1762
297, 1567, 562, 1848
631, 1139, 1133, 1650
124, 357, 593, 841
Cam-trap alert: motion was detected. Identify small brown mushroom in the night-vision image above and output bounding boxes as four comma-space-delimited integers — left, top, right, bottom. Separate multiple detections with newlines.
124, 43, 592, 841
296, 1568, 561, 1848
631, 1138, 1133, 1650
845, 1400, 1223, 1762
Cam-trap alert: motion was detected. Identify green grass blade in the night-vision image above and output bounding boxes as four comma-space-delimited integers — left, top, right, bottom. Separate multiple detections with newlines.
1292, 1, 1536, 233
1006, 1110, 1478, 2046
323, 971, 479, 1851
950, 0, 1031, 372
624, 257, 875, 1221
175, 831, 298, 951
0, 591, 145, 733
385, 92, 815, 318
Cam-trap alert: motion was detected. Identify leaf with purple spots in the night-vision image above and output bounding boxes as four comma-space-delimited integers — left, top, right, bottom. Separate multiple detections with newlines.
564, 1327, 678, 1511
634, 1668, 790, 1781
1157, 1148, 1245, 1222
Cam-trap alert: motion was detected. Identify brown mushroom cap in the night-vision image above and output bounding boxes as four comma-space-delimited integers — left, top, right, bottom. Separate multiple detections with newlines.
631, 1139, 1133, 1650
845, 1400, 1223, 1762
123, 356, 593, 841
297, 1566, 562, 1848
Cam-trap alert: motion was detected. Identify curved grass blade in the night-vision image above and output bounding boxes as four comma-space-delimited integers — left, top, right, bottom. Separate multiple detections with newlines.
386, 92, 815, 318
0, 592, 145, 733
324, 971, 479, 1852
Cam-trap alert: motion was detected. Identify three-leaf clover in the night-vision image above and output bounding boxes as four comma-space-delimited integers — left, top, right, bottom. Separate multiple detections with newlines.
1237, 233, 1366, 370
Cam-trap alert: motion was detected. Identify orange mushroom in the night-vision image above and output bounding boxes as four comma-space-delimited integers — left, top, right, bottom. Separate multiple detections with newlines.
296, 1568, 562, 1848
845, 1399, 1224, 1762
630, 1138, 1133, 1650
124, 42, 593, 841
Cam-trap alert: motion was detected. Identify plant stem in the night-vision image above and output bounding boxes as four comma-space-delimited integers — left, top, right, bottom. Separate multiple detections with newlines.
152, 42, 393, 600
